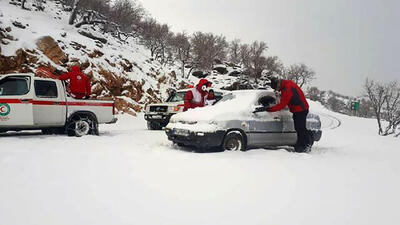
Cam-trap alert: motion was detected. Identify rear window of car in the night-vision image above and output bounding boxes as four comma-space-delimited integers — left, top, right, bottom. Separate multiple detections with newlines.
34, 80, 58, 98
0, 76, 30, 96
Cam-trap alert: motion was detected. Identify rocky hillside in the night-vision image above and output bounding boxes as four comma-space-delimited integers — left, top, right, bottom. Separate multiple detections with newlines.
0, 0, 193, 116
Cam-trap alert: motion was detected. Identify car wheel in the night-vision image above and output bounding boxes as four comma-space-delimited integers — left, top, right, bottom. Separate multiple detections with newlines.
67, 114, 98, 137
222, 131, 245, 151
308, 130, 315, 146
147, 121, 162, 130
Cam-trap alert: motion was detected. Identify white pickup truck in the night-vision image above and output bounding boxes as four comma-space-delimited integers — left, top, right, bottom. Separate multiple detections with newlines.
0, 73, 117, 136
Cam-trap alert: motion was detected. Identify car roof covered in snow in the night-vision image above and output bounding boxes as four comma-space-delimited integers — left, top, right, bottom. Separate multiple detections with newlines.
170, 89, 276, 123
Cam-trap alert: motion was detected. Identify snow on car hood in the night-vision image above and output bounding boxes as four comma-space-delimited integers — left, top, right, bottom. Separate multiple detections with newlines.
170, 90, 267, 124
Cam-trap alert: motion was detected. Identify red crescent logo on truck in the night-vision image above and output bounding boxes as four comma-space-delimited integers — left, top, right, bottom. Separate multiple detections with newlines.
0, 103, 11, 116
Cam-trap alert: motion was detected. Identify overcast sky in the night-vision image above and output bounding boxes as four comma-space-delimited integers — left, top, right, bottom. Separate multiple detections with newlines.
141, 0, 400, 96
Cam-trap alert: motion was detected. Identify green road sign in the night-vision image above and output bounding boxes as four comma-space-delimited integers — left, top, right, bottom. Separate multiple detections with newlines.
351, 101, 360, 111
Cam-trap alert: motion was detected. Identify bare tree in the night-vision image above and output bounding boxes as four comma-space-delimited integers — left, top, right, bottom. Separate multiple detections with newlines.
109, 0, 145, 33
382, 81, 400, 136
327, 95, 346, 113
139, 18, 172, 64
239, 44, 251, 68
364, 79, 388, 134
69, 0, 82, 25
358, 98, 374, 118
263, 55, 284, 78
242, 41, 268, 83
228, 39, 241, 65
170, 32, 191, 77
285, 63, 316, 88
79, 0, 111, 15
307, 86, 325, 103
190, 32, 228, 70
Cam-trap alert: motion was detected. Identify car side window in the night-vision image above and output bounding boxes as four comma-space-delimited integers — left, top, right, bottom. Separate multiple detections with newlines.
35, 80, 58, 98
0, 76, 30, 96
257, 95, 276, 107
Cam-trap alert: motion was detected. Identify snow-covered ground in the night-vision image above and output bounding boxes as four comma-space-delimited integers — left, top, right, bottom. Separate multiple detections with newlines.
1, 102, 399, 225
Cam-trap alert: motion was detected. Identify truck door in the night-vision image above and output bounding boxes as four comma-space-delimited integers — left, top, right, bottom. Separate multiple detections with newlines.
0, 75, 34, 127
32, 79, 66, 126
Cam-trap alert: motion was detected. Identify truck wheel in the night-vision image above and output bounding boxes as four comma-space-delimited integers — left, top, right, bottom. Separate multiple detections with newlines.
67, 114, 98, 137
147, 121, 162, 130
176, 143, 185, 147
222, 131, 245, 151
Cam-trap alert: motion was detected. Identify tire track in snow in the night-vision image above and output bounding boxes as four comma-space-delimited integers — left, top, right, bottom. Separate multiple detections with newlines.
318, 112, 342, 130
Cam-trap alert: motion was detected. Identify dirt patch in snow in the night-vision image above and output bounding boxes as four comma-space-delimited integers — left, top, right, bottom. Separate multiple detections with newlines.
0, 49, 38, 74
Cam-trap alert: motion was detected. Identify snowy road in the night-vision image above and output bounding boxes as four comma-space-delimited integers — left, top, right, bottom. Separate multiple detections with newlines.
1, 106, 400, 225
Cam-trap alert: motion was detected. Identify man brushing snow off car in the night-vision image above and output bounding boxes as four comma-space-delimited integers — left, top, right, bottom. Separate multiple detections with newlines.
254, 77, 312, 153
183, 79, 212, 111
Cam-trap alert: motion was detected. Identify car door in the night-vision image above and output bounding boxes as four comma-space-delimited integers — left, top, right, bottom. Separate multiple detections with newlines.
0, 75, 34, 127
32, 79, 66, 126
247, 94, 287, 147
280, 108, 297, 145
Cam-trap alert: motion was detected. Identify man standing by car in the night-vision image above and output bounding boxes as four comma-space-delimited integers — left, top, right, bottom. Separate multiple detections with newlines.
256, 77, 311, 153
183, 79, 212, 111
58, 65, 91, 99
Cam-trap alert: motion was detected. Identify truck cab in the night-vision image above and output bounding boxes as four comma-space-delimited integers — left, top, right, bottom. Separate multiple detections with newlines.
144, 88, 225, 130
0, 73, 117, 136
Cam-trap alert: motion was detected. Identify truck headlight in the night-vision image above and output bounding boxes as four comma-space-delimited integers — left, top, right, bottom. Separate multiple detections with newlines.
173, 106, 182, 112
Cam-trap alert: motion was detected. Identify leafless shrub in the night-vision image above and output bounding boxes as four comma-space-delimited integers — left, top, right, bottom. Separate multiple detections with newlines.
364, 79, 400, 136
284, 63, 316, 88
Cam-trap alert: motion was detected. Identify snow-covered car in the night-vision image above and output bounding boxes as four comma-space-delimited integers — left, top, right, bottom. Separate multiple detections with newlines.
144, 88, 225, 130
165, 90, 322, 151
0, 73, 117, 136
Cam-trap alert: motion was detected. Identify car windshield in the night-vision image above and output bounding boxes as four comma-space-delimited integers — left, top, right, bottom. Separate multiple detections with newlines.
215, 93, 235, 104
167, 91, 186, 102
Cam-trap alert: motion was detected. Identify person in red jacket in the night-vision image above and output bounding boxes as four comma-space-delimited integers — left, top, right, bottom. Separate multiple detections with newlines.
58, 65, 91, 99
183, 79, 212, 111
254, 77, 311, 153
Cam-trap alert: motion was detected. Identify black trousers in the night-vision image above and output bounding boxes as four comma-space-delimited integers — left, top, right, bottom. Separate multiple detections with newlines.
293, 110, 310, 148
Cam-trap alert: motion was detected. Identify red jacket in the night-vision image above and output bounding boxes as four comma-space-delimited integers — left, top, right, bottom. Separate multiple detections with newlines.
183, 79, 210, 111
269, 80, 309, 113
59, 66, 91, 98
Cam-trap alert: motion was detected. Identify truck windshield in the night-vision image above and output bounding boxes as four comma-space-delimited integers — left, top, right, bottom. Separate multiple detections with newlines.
167, 91, 186, 102
0, 76, 30, 96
